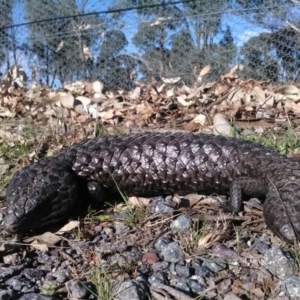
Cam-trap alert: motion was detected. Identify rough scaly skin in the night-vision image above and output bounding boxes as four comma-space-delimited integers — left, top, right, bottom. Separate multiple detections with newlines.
4, 132, 300, 241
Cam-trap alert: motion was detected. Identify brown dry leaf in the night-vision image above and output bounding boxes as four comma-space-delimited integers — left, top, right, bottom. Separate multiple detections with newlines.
106, 91, 115, 99
217, 278, 231, 293
161, 76, 180, 84
0, 129, 14, 140
0, 107, 13, 117
199, 65, 211, 77
128, 86, 141, 100
197, 65, 211, 84
75, 96, 90, 106
99, 109, 115, 120
24, 232, 61, 248
177, 95, 194, 107
76, 114, 89, 123
156, 83, 165, 93
250, 288, 265, 298
261, 95, 274, 107
56, 220, 80, 234
93, 92, 107, 102
59, 93, 75, 109
251, 86, 266, 104
30, 241, 48, 252
230, 63, 243, 74
91, 80, 103, 94
128, 196, 151, 207
191, 114, 206, 125
136, 104, 154, 119
184, 121, 200, 131
74, 104, 87, 115
284, 100, 300, 113
223, 64, 242, 78
184, 194, 203, 208
44, 108, 57, 117
64, 81, 85, 93
55, 107, 70, 118
214, 84, 229, 95
277, 85, 300, 100
0, 161, 9, 176
197, 232, 218, 248
177, 84, 192, 95
166, 87, 174, 98
228, 88, 244, 106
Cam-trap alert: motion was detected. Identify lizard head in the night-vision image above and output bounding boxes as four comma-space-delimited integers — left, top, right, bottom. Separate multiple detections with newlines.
4, 160, 79, 233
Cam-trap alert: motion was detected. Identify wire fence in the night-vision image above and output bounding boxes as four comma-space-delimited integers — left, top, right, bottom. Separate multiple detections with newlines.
0, 0, 299, 90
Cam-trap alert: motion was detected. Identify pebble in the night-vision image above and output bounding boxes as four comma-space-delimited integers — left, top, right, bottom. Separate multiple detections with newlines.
170, 215, 192, 233
161, 242, 184, 263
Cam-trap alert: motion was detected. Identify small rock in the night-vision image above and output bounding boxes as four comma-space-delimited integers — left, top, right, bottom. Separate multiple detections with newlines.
64, 248, 76, 256
51, 269, 69, 283
5, 277, 23, 291
149, 197, 174, 214
161, 242, 184, 263
18, 293, 55, 300
170, 215, 192, 233
224, 292, 241, 300
192, 261, 214, 277
114, 222, 131, 235
67, 280, 89, 298
175, 264, 190, 278
123, 247, 143, 262
0, 265, 24, 280
189, 275, 207, 289
114, 280, 148, 300
103, 226, 114, 236
110, 253, 130, 269
148, 272, 168, 285
113, 241, 129, 253
276, 275, 300, 298
22, 268, 45, 281
172, 278, 190, 294
152, 261, 169, 272
263, 247, 297, 279
254, 241, 270, 254
187, 278, 206, 294
3, 253, 20, 265
142, 253, 159, 265
0, 289, 15, 299
154, 237, 172, 252
203, 259, 227, 273
211, 244, 239, 260
37, 253, 56, 265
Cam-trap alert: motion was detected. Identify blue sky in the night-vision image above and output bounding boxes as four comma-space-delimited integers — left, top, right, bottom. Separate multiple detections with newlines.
2, 0, 283, 86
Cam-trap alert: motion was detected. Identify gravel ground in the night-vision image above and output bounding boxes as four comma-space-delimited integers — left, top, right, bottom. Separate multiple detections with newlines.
0, 193, 300, 300
0, 195, 300, 300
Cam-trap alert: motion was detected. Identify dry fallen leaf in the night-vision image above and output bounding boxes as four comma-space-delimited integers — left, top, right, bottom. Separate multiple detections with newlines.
161, 76, 180, 84
277, 85, 300, 100
191, 113, 206, 125
24, 232, 61, 250
30, 241, 49, 252
56, 220, 80, 234
128, 86, 141, 100
176, 95, 195, 107
128, 196, 151, 207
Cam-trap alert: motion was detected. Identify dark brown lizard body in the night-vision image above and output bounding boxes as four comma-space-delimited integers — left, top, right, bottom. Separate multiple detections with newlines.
4, 132, 300, 241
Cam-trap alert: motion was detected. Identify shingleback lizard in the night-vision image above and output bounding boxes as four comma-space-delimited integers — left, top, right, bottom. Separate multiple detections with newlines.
4, 132, 300, 241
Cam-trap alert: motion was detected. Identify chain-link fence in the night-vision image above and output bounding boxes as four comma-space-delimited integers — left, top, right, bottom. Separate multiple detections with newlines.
0, 0, 299, 90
